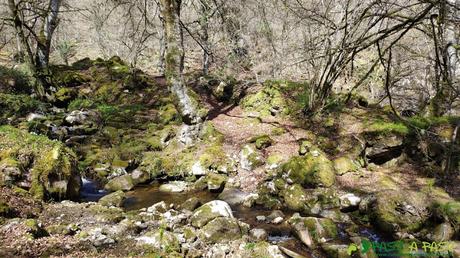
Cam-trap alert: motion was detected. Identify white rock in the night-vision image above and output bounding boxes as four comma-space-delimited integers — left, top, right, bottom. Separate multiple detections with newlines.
339, 193, 361, 209
191, 161, 207, 176
159, 181, 188, 193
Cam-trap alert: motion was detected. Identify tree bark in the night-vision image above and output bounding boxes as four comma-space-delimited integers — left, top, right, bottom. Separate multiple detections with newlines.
159, 0, 202, 125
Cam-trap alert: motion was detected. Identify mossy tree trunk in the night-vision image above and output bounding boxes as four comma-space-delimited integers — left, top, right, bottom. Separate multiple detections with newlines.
427, 0, 459, 116
159, 0, 202, 124
7, 0, 61, 99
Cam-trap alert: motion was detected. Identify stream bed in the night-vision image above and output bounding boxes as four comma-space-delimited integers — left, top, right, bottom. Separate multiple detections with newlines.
80, 179, 388, 257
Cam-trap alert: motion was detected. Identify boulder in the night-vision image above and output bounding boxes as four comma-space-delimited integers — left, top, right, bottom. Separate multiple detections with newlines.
206, 173, 227, 192
339, 193, 361, 210
190, 200, 233, 228
250, 228, 268, 241
104, 174, 134, 192
0, 126, 81, 200
218, 188, 249, 206
370, 190, 430, 235
282, 150, 335, 187
159, 181, 188, 193
333, 157, 358, 175
199, 217, 242, 243
289, 214, 338, 245
240, 145, 264, 170
136, 230, 180, 252
98, 190, 125, 207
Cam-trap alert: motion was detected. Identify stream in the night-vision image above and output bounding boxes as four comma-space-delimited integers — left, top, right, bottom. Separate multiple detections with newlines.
80, 179, 388, 257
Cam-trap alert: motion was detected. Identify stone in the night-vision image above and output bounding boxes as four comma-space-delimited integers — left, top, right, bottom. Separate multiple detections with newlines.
289, 215, 338, 244
104, 174, 134, 192
218, 188, 249, 206
131, 169, 150, 185
239, 145, 264, 170
370, 190, 430, 235
190, 200, 233, 228
321, 243, 350, 258
178, 197, 201, 211
136, 230, 180, 252
159, 181, 188, 193
207, 174, 227, 192
98, 190, 125, 207
431, 223, 455, 242
272, 217, 283, 224
147, 201, 167, 214
333, 157, 358, 175
256, 216, 266, 222
191, 161, 206, 176
339, 193, 361, 210
87, 228, 115, 247
282, 151, 336, 187
250, 228, 268, 241
200, 217, 242, 243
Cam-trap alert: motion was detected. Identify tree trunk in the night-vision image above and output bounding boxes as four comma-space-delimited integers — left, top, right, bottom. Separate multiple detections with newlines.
159, 0, 202, 125
199, 0, 211, 75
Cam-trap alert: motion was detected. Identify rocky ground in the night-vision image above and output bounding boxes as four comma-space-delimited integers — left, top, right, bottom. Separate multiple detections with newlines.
1, 57, 460, 257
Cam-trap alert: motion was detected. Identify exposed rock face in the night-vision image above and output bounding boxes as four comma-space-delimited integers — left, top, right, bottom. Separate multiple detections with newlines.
0, 126, 81, 200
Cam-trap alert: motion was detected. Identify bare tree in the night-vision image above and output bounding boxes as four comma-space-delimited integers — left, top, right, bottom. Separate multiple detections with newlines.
6, 0, 62, 97
159, 0, 202, 125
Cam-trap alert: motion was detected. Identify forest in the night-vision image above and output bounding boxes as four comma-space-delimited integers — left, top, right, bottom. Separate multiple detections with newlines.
0, 0, 459, 257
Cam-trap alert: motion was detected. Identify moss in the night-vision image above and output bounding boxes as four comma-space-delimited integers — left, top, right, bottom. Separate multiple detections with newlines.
433, 201, 460, 226
241, 83, 289, 117
281, 184, 307, 211
333, 157, 358, 175
266, 154, 283, 169
71, 57, 94, 70
366, 119, 409, 136
200, 122, 224, 144
271, 127, 286, 136
158, 103, 180, 125
0, 201, 11, 216
53, 70, 91, 87
0, 93, 46, 123
282, 151, 336, 187
54, 87, 77, 106
199, 144, 229, 172
68, 98, 95, 111
0, 126, 80, 200
249, 134, 273, 150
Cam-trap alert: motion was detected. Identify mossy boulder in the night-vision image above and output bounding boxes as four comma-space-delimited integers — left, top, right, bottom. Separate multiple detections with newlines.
53, 70, 91, 87
158, 103, 180, 125
333, 157, 358, 175
289, 215, 338, 245
137, 230, 180, 252
206, 173, 227, 192
0, 201, 12, 217
104, 174, 134, 192
280, 184, 308, 211
199, 217, 242, 243
98, 190, 126, 207
282, 151, 336, 187
53, 87, 77, 107
190, 200, 233, 228
0, 93, 46, 124
241, 84, 289, 117
370, 190, 430, 235
249, 134, 273, 150
0, 126, 81, 200
240, 145, 264, 170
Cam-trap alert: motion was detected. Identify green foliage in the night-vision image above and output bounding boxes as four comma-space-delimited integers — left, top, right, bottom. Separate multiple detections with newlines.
68, 98, 95, 110
0, 65, 33, 93
407, 116, 460, 130
0, 93, 46, 123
